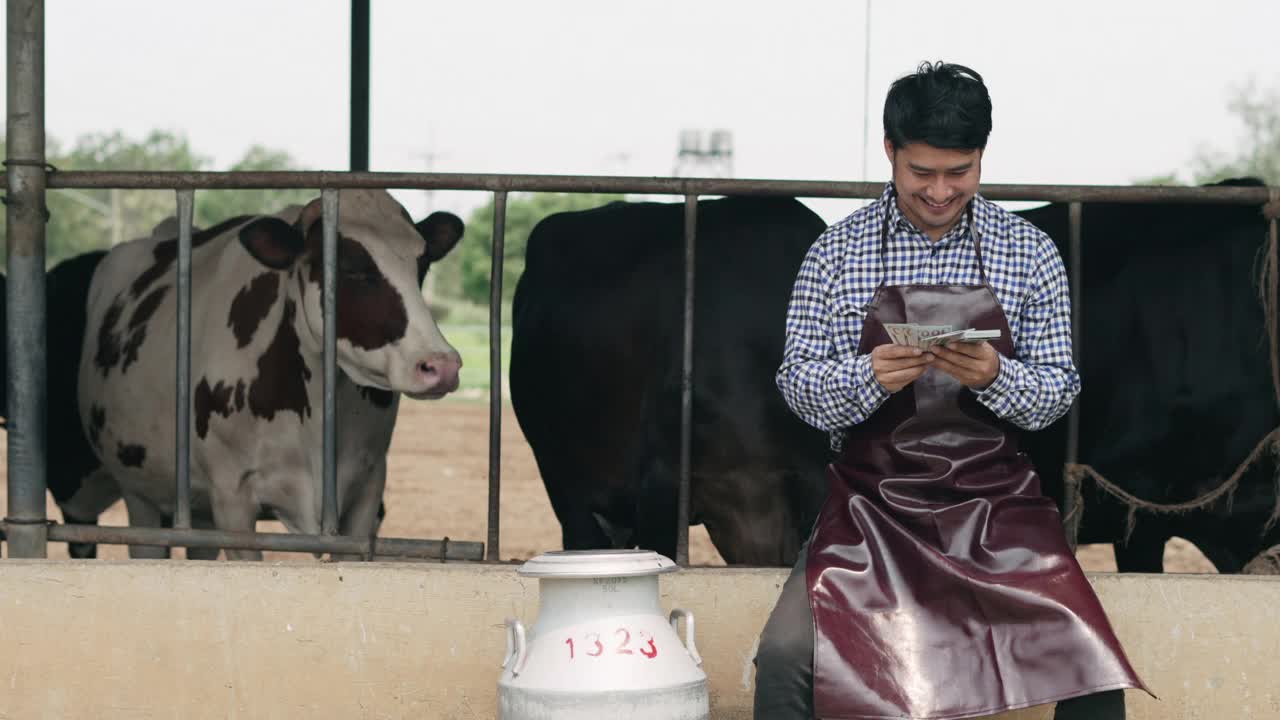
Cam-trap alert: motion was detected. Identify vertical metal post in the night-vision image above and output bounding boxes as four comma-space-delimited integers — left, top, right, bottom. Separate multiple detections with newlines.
321, 189, 340, 535
860, 0, 873, 181
1063, 201, 1083, 551
1269, 207, 1280, 409
173, 189, 195, 530
349, 0, 370, 172
487, 191, 507, 562
677, 195, 698, 567
4, 0, 48, 559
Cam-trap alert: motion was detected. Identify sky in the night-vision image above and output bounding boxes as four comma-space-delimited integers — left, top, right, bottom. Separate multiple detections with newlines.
4, 0, 1279, 225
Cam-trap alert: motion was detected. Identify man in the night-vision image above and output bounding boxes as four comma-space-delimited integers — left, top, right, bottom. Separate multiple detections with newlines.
754, 62, 1148, 720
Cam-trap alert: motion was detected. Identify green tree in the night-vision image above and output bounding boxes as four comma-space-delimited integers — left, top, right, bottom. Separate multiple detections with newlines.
1130, 172, 1182, 187
1191, 81, 1280, 185
2, 130, 314, 268
1135, 82, 1280, 186
195, 145, 315, 228
434, 192, 625, 306
47, 130, 207, 266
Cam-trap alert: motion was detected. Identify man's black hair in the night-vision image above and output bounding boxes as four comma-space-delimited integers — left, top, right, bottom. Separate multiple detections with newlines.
883, 61, 993, 151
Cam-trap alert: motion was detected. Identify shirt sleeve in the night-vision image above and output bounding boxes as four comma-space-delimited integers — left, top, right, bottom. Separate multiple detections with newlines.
974, 237, 1081, 430
775, 239, 890, 431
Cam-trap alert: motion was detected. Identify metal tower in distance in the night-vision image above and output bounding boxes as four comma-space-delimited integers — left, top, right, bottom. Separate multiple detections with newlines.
672, 128, 734, 178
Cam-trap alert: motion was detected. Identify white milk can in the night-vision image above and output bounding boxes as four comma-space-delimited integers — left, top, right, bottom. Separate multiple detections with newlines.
498, 549, 709, 720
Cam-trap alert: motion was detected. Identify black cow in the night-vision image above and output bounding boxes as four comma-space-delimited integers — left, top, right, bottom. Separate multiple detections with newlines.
1, 249, 115, 557
510, 196, 832, 566
513, 182, 1280, 572
1017, 178, 1280, 572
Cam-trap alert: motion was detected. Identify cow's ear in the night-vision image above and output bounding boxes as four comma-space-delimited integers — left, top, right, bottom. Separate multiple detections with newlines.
293, 196, 324, 239
415, 211, 465, 262
239, 217, 305, 270
150, 216, 180, 242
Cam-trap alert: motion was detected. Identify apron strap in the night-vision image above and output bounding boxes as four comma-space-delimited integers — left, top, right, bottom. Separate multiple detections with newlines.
879, 189, 991, 286
968, 203, 990, 286
878, 204, 892, 280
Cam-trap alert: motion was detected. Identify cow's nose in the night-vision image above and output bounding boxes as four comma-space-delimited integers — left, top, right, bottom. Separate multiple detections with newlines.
416, 351, 462, 395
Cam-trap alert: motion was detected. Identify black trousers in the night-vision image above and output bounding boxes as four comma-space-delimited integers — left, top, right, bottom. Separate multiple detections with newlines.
753, 548, 1126, 720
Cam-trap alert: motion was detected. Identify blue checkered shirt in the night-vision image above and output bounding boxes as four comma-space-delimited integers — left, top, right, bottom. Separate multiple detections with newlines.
777, 183, 1081, 450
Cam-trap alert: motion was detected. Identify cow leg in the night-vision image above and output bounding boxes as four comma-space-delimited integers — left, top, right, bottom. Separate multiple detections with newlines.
1113, 530, 1167, 573
185, 515, 222, 561
1196, 544, 1244, 574
559, 500, 614, 551
60, 507, 100, 560
333, 459, 388, 562
631, 461, 678, 561
209, 472, 263, 562
537, 455, 613, 551
121, 492, 170, 560
701, 470, 799, 567
1183, 534, 1246, 574
62, 516, 99, 559
56, 467, 122, 560
704, 510, 792, 566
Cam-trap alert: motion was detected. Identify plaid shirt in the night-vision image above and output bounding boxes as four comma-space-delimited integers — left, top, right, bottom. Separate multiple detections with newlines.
776, 183, 1080, 450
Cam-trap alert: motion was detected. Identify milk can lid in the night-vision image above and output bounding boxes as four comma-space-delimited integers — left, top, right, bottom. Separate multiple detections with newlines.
517, 549, 679, 578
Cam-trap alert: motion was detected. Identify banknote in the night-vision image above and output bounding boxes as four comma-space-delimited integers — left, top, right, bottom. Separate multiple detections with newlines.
882, 323, 1001, 349
883, 323, 953, 348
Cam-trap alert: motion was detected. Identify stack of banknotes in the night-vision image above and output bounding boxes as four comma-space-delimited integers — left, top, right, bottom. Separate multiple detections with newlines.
883, 323, 1002, 350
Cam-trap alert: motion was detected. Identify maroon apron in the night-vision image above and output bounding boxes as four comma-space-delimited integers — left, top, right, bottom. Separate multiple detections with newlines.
806, 204, 1147, 719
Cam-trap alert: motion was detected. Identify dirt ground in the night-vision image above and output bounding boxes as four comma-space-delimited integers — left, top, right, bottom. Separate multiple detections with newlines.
0, 399, 1216, 572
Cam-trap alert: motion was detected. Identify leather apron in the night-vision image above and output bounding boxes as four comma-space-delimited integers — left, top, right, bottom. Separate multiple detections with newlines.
805, 201, 1147, 719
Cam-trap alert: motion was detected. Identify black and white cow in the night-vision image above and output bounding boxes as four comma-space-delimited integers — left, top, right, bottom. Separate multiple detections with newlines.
78, 189, 464, 559
1, 248, 116, 558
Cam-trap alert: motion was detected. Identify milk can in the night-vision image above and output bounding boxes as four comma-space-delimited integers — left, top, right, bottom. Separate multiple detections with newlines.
498, 549, 709, 720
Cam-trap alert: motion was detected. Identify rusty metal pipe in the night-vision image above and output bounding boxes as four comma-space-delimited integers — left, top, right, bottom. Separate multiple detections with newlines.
43, 523, 484, 561
46, 172, 1276, 205
488, 191, 508, 562
677, 195, 698, 566
173, 189, 195, 529
4, 0, 48, 559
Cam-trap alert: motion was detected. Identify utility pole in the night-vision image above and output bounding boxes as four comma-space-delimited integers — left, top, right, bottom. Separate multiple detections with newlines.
861, 0, 873, 182
415, 144, 450, 303
350, 0, 371, 172
56, 187, 123, 245
110, 188, 123, 247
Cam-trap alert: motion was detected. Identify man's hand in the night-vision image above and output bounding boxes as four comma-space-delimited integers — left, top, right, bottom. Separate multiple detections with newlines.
928, 341, 1000, 389
871, 344, 934, 393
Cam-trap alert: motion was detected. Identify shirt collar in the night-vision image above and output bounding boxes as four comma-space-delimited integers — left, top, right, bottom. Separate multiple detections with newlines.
879, 181, 986, 246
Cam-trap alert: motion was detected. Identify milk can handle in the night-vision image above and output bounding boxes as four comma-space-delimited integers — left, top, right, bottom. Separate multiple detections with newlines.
668, 608, 702, 667
503, 618, 528, 676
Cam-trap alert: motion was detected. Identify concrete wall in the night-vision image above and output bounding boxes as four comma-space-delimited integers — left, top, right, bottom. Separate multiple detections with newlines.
0, 561, 1275, 719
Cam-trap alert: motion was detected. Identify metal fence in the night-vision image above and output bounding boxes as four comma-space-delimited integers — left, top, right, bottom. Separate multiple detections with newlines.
3, 168, 1275, 565
4, 0, 1279, 565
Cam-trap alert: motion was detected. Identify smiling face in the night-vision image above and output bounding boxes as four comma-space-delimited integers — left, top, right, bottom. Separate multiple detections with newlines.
885, 139, 982, 242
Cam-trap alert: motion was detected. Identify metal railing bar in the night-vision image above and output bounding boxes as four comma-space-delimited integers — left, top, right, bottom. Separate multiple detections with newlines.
677, 194, 698, 567
45, 172, 1278, 205
43, 524, 484, 561
322, 189, 340, 535
173, 189, 195, 529
487, 191, 508, 562
1063, 202, 1084, 551
10, 169, 1273, 565
3, 0, 49, 559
